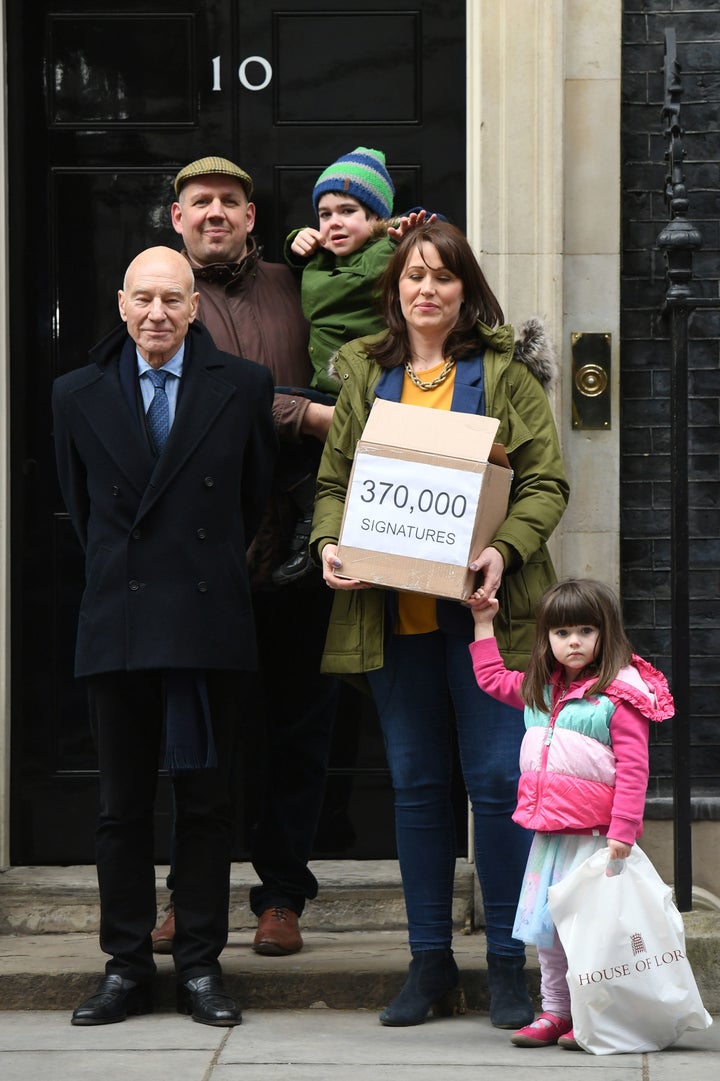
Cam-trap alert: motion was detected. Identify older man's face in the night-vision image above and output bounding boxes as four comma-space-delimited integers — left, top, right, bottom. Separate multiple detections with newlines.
118, 247, 198, 369
171, 176, 256, 266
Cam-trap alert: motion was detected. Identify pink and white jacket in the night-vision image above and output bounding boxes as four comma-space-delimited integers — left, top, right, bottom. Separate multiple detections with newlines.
469, 637, 674, 844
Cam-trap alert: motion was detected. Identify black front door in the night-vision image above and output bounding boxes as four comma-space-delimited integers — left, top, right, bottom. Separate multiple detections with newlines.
8, 0, 467, 863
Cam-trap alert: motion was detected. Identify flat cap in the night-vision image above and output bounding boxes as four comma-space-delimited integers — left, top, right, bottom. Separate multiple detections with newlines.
173, 156, 254, 199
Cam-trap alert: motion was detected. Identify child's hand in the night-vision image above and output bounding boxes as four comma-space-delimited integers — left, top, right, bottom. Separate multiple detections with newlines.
605, 838, 632, 875
291, 228, 323, 257
466, 588, 499, 638
388, 208, 438, 240
606, 838, 632, 861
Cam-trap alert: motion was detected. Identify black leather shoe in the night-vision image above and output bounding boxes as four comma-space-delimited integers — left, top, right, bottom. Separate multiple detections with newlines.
177, 975, 242, 1027
71, 974, 153, 1026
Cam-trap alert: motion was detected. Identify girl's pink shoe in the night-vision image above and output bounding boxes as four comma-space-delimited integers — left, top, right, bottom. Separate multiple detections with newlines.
558, 1028, 582, 1050
511, 1011, 572, 1047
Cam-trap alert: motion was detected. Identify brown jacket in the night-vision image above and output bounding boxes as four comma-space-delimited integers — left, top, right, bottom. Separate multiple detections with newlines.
183, 239, 313, 584
184, 237, 312, 443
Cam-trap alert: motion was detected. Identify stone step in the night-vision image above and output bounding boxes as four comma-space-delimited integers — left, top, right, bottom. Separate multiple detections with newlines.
0, 929, 510, 1013
1, 921, 719, 1014
0, 861, 475, 935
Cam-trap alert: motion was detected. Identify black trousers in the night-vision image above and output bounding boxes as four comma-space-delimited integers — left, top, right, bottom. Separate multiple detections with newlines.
248, 572, 339, 916
87, 669, 247, 984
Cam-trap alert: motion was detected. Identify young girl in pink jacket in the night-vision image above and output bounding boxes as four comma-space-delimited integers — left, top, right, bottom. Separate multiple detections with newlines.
468, 578, 674, 1050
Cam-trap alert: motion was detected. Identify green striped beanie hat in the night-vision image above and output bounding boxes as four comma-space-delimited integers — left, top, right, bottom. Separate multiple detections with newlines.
312, 147, 394, 219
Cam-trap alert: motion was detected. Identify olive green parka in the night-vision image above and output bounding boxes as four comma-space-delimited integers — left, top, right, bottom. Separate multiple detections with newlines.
310, 319, 569, 678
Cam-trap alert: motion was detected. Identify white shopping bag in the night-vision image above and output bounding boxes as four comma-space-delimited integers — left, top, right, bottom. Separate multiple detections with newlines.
548, 845, 712, 1054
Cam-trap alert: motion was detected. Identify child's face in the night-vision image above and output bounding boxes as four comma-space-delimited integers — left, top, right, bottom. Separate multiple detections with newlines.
548, 625, 600, 678
317, 193, 378, 255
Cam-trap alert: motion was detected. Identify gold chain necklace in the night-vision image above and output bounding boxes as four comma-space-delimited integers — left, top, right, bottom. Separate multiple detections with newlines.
404, 357, 455, 391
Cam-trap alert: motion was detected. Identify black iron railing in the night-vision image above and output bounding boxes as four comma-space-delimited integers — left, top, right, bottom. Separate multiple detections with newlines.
656, 28, 719, 911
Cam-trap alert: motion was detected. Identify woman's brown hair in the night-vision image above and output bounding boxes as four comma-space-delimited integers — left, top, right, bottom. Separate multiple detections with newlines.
521, 579, 634, 712
366, 221, 505, 369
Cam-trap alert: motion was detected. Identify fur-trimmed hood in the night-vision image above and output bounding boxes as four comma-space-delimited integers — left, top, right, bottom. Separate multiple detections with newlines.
513, 317, 558, 389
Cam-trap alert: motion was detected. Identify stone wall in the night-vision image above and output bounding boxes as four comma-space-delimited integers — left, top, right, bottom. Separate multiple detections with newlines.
621, 0, 720, 808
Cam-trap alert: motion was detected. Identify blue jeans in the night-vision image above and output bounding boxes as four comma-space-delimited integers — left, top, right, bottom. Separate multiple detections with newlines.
368, 630, 531, 955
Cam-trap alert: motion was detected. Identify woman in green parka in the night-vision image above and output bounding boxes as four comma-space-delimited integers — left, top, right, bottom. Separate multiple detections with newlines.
310, 221, 569, 1030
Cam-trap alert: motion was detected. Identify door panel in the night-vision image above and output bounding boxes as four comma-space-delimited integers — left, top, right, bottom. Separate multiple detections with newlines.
49, 13, 198, 126
8, 0, 467, 863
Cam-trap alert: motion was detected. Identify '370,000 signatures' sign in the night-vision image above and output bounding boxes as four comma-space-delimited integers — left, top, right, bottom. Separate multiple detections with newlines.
340, 453, 484, 566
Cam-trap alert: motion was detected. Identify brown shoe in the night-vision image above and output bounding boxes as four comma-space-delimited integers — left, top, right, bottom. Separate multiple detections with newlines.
151, 904, 175, 954
252, 907, 303, 956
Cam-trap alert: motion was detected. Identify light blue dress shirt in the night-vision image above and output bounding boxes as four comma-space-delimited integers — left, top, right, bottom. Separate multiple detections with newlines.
137, 344, 185, 429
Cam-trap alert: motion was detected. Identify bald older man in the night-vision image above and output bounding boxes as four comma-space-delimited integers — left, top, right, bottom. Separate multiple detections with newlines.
52, 246, 276, 1027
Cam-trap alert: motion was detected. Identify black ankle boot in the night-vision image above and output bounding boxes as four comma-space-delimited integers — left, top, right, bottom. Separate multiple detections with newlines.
379, 949, 464, 1027
486, 952, 534, 1028
272, 513, 314, 586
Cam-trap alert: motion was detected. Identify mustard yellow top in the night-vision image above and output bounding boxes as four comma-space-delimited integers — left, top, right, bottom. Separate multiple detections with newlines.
395, 361, 457, 635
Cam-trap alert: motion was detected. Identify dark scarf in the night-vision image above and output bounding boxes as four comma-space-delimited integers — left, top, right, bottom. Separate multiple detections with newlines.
163, 672, 218, 774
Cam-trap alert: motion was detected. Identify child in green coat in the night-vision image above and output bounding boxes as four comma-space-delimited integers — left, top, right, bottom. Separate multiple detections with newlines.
285, 146, 397, 396
275, 147, 430, 584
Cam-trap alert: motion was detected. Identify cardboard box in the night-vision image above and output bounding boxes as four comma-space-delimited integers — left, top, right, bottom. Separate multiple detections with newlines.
336, 399, 513, 600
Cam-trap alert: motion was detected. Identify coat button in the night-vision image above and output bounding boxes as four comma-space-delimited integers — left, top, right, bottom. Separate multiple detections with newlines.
132, 529, 141, 540
129, 579, 140, 591
112, 485, 120, 496
197, 581, 208, 593
203, 476, 215, 487
196, 528, 207, 540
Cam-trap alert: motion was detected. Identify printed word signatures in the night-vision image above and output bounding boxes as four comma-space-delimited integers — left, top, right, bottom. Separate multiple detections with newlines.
359, 518, 456, 545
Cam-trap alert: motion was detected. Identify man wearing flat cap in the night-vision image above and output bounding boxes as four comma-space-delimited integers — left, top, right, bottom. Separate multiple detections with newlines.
149, 156, 338, 959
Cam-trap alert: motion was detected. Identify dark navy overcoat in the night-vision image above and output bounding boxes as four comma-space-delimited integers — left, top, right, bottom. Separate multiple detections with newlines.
52, 320, 277, 677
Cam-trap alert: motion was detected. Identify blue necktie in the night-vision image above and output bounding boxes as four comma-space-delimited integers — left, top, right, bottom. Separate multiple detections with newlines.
145, 369, 170, 454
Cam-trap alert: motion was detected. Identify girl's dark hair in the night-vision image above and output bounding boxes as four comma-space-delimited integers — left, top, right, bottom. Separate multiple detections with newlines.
521, 578, 634, 712
366, 221, 506, 369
